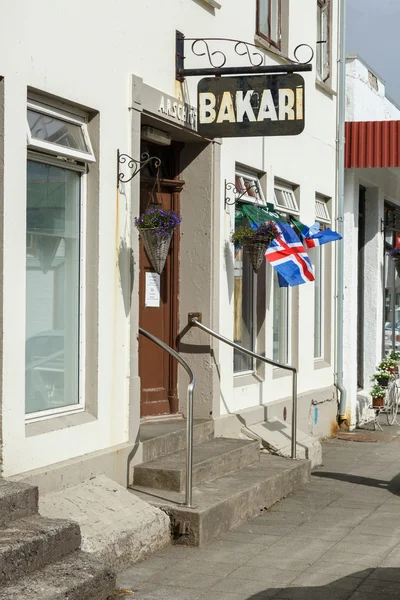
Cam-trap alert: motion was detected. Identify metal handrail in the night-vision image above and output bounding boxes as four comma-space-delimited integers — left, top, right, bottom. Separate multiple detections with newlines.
138, 327, 196, 507
190, 318, 298, 459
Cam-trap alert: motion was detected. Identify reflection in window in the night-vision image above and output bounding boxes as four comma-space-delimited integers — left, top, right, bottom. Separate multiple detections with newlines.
25, 160, 80, 414
27, 110, 88, 153
234, 246, 255, 373
257, 0, 281, 47
273, 271, 289, 363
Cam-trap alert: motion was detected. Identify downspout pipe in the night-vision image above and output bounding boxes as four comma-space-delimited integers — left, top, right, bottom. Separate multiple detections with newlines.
336, 0, 347, 421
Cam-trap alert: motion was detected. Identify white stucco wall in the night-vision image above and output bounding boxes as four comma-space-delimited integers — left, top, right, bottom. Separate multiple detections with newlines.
346, 54, 400, 122
0, 0, 340, 476
345, 55, 400, 427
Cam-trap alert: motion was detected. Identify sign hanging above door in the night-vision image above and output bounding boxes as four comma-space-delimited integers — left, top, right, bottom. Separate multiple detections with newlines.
197, 74, 305, 139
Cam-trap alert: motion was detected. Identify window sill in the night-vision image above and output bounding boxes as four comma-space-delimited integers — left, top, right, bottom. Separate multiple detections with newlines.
254, 34, 289, 64
273, 367, 292, 380
315, 78, 336, 98
26, 411, 96, 438
314, 359, 331, 370
196, 0, 221, 9
234, 371, 263, 388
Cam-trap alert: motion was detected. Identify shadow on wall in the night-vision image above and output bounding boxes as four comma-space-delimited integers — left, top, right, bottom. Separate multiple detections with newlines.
245, 568, 400, 599
312, 470, 400, 497
118, 238, 134, 318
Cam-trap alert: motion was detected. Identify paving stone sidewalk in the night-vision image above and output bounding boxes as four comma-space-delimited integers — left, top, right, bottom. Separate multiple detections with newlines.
117, 424, 400, 600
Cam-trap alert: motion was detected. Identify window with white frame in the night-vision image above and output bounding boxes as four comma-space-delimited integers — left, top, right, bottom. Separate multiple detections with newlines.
312, 195, 331, 359
316, 0, 331, 83
257, 0, 281, 48
272, 179, 299, 364
25, 100, 94, 418
233, 169, 264, 374
274, 180, 299, 214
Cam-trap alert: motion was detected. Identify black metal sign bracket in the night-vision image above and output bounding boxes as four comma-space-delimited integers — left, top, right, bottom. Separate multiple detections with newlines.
176, 31, 313, 82
117, 149, 161, 185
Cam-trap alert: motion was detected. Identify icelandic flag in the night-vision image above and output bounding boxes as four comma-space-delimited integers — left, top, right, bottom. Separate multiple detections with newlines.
265, 222, 315, 287
291, 217, 342, 248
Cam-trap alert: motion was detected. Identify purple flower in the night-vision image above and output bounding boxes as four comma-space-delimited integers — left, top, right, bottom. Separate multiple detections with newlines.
135, 207, 182, 235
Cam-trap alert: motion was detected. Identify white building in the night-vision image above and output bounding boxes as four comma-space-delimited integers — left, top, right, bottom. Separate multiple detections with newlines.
344, 54, 400, 426
0, 0, 340, 546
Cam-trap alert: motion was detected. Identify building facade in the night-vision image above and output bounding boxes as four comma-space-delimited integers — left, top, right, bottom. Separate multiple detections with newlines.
0, 0, 339, 489
344, 54, 400, 427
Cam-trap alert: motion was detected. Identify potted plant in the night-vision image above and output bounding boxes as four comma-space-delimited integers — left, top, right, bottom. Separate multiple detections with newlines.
389, 350, 400, 363
371, 368, 391, 387
231, 222, 279, 273
370, 383, 386, 408
135, 206, 182, 274
379, 357, 398, 375
388, 247, 400, 277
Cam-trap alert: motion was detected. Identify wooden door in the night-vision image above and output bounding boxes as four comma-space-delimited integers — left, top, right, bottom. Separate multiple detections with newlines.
139, 179, 183, 417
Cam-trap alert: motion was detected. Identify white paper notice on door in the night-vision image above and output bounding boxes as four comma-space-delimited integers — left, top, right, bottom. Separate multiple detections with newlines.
145, 272, 161, 307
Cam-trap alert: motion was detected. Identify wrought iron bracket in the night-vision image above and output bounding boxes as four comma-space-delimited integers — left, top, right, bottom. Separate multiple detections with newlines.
225, 179, 260, 207
117, 149, 161, 185
176, 31, 313, 82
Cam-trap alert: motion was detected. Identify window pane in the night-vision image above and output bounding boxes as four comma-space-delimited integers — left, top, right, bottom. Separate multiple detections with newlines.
259, 0, 270, 38
234, 247, 254, 372
270, 0, 280, 43
314, 247, 323, 358
26, 161, 80, 414
273, 271, 289, 363
28, 109, 88, 153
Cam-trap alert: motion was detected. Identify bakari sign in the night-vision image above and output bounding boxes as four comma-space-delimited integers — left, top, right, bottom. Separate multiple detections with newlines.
197, 74, 305, 138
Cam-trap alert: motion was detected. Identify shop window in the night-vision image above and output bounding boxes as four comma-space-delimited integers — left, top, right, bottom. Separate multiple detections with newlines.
316, 0, 331, 83
233, 169, 264, 373
272, 181, 299, 365
273, 271, 289, 363
257, 0, 281, 49
312, 195, 331, 360
25, 100, 94, 418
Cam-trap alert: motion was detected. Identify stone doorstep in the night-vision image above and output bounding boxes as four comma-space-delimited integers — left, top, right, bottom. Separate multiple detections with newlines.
0, 514, 81, 584
0, 480, 38, 527
40, 474, 171, 572
131, 454, 311, 547
0, 550, 115, 600
141, 419, 215, 463
133, 438, 260, 492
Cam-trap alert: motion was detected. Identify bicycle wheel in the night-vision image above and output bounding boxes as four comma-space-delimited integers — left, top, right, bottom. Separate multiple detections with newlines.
387, 381, 398, 425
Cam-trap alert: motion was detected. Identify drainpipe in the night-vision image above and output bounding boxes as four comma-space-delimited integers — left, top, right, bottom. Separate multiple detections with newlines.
336, 0, 347, 422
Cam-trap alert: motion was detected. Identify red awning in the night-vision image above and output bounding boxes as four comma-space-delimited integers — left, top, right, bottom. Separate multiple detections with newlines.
345, 121, 400, 169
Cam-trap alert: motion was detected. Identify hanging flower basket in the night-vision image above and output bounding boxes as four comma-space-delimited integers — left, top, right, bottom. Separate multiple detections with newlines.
388, 247, 400, 277
231, 222, 279, 273
135, 206, 182, 275
139, 229, 173, 274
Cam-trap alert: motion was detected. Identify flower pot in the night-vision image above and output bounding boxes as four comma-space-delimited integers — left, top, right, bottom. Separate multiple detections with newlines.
377, 377, 389, 387
392, 256, 400, 278
389, 366, 398, 375
243, 240, 269, 273
372, 396, 385, 408
139, 228, 173, 274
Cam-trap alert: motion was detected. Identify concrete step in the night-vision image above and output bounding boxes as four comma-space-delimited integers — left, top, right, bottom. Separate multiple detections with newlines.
0, 479, 38, 526
131, 453, 310, 547
245, 418, 323, 468
134, 438, 260, 492
141, 419, 214, 462
0, 550, 116, 600
0, 514, 81, 584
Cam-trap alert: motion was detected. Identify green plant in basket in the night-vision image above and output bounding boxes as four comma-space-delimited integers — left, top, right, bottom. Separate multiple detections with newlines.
231, 222, 279, 246
370, 383, 386, 399
371, 367, 391, 383
379, 357, 397, 370
389, 350, 400, 362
